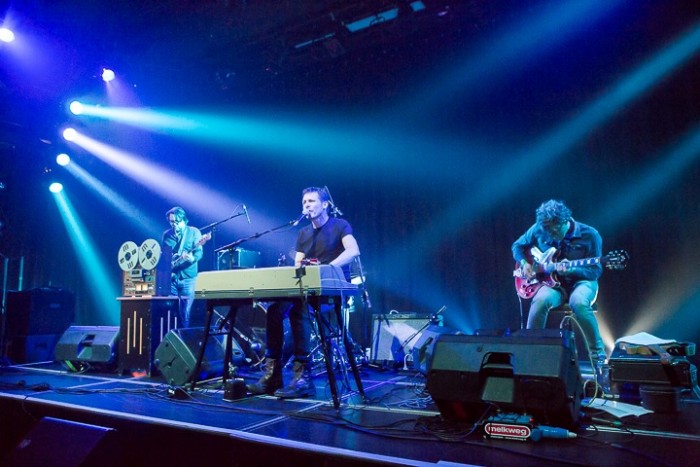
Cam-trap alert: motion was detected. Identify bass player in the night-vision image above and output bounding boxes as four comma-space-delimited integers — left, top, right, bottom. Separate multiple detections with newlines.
162, 206, 205, 328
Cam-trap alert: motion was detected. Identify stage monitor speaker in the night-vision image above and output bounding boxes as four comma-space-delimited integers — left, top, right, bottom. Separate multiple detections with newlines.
54, 326, 120, 368
154, 328, 243, 386
370, 313, 438, 363
2, 417, 119, 467
426, 329, 583, 429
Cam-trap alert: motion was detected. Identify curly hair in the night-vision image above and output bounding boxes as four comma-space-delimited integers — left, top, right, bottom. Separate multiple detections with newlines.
535, 199, 572, 226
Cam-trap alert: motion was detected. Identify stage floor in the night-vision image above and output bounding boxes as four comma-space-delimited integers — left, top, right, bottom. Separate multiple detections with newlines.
1, 360, 699, 466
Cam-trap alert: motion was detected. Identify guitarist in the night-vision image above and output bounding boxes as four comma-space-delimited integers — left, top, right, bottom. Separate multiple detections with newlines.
162, 206, 204, 328
512, 199, 606, 366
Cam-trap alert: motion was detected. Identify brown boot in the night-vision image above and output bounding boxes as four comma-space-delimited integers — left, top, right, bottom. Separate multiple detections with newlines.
247, 359, 283, 395
274, 361, 316, 399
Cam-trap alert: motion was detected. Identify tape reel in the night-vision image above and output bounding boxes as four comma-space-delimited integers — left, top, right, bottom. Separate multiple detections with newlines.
139, 238, 161, 270
118, 241, 139, 271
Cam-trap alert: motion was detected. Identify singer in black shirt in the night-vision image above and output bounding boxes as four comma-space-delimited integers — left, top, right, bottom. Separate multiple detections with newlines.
248, 186, 360, 399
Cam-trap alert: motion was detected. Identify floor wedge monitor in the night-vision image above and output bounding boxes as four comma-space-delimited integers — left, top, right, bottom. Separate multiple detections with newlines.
154, 327, 243, 386
426, 329, 583, 429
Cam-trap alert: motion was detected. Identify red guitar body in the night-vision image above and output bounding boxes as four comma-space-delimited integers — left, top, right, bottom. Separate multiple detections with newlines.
513, 247, 628, 300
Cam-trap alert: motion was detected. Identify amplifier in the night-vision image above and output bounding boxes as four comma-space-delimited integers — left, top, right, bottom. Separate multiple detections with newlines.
370, 313, 441, 364
217, 248, 261, 269
609, 349, 697, 388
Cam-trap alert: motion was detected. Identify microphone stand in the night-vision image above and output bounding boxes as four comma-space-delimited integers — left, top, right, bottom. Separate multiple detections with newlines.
215, 217, 301, 268
199, 207, 246, 271
324, 185, 343, 218
399, 305, 446, 369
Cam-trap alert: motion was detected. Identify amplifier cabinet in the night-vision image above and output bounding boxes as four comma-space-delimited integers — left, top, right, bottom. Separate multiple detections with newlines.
370, 313, 439, 364
117, 297, 179, 376
609, 349, 697, 388
5, 288, 75, 363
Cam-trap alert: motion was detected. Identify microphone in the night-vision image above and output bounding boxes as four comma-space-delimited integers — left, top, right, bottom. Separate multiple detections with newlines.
243, 204, 251, 224
291, 212, 307, 226
532, 425, 577, 440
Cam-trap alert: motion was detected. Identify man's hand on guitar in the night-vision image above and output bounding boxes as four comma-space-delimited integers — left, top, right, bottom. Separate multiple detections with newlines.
180, 252, 193, 263
517, 261, 534, 279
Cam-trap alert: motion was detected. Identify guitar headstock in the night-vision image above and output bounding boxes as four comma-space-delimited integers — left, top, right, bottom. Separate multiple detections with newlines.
602, 250, 629, 270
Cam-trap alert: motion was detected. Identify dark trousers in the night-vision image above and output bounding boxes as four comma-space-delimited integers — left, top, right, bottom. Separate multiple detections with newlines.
265, 300, 311, 364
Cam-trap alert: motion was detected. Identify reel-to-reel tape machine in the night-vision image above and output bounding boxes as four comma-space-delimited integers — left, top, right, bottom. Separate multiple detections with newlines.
118, 239, 164, 296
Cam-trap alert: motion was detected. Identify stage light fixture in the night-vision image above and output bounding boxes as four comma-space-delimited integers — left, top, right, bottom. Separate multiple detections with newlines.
63, 128, 77, 141
101, 68, 115, 82
69, 101, 83, 115
344, 8, 399, 33
49, 182, 64, 193
56, 153, 71, 166
0, 27, 15, 43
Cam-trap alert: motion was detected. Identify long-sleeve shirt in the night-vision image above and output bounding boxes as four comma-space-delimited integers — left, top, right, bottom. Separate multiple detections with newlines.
511, 219, 603, 287
162, 225, 203, 280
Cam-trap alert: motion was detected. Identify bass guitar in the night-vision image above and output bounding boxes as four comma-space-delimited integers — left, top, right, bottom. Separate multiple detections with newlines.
513, 247, 628, 299
172, 232, 211, 271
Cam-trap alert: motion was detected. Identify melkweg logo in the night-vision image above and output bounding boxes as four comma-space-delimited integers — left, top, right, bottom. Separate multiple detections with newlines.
484, 422, 531, 440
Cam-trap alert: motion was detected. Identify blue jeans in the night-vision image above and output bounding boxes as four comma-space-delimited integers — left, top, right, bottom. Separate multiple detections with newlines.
171, 276, 196, 328
527, 280, 605, 358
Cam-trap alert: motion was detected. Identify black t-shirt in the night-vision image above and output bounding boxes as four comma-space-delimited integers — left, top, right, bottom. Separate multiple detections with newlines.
295, 217, 353, 279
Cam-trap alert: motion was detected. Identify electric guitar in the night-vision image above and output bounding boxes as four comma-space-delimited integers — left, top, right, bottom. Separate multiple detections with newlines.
171, 232, 211, 272
513, 247, 628, 299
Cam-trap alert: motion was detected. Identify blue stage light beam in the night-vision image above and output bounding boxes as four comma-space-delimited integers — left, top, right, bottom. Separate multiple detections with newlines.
51, 189, 120, 325
62, 129, 277, 245
63, 161, 161, 236
62, 105, 485, 183
400, 18, 700, 258
622, 253, 700, 341
597, 125, 700, 231
393, 0, 624, 117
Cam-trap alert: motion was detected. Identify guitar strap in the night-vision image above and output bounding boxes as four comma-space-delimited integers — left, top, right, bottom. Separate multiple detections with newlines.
176, 228, 188, 257
172, 228, 188, 283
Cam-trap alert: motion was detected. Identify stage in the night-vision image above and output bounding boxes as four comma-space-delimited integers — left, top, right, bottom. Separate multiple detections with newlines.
1, 359, 699, 467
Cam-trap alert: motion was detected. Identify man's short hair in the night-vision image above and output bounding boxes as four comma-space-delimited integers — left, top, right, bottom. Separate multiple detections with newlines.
166, 206, 188, 224
302, 186, 330, 203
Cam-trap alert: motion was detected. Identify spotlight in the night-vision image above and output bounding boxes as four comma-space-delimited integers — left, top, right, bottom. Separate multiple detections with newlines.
56, 153, 71, 166
69, 101, 83, 115
49, 182, 64, 193
0, 27, 15, 43
101, 68, 115, 82
63, 128, 77, 141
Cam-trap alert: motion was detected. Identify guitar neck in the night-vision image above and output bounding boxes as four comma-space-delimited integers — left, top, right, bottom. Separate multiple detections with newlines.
561, 257, 601, 268
540, 256, 601, 273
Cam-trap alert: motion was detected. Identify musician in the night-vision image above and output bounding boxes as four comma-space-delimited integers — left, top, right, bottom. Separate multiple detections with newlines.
512, 199, 606, 365
248, 187, 360, 398
162, 206, 203, 328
